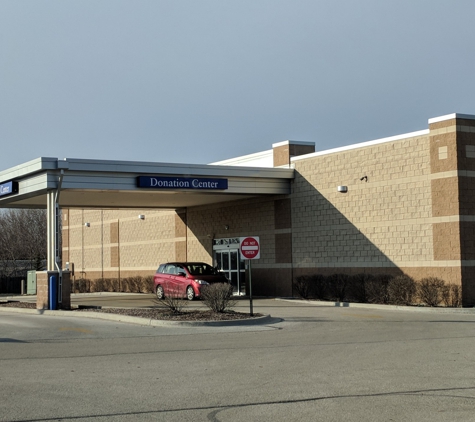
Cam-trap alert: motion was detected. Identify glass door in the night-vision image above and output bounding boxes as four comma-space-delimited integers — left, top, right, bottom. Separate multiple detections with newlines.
215, 249, 246, 295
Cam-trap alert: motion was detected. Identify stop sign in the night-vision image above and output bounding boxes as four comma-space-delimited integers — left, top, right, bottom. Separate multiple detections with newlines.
239, 236, 260, 260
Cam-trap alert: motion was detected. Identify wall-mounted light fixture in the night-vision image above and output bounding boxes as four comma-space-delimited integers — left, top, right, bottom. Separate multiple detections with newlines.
360, 176, 368, 182
337, 186, 348, 193
224, 225, 229, 230
84, 222, 90, 227
138, 214, 145, 220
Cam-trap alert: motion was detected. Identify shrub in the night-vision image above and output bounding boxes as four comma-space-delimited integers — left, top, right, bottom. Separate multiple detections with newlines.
103, 278, 120, 292
387, 275, 416, 306
126, 276, 142, 293
201, 283, 236, 313
155, 292, 188, 313
141, 275, 154, 293
418, 277, 445, 306
91, 278, 104, 293
365, 274, 393, 304
312, 274, 328, 300
74, 278, 91, 293
293, 275, 314, 299
327, 274, 349, 302
346, 274, 370, 303
441, 284, 462, 308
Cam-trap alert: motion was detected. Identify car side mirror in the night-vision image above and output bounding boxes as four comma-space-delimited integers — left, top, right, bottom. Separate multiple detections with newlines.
177, 270, 186, 277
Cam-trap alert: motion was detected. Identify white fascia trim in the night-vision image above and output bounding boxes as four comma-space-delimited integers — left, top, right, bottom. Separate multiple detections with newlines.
209, 149, 273, 166
272, 140, 315, 148
291, 129, 429, 162
428, 113, 475, 124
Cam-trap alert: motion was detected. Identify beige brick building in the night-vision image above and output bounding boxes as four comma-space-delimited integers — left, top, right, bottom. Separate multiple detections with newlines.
61, 113, 475, 305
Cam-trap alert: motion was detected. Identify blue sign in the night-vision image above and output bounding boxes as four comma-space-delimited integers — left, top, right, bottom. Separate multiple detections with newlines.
0, 181, 18, 198
137, 176, 228, 190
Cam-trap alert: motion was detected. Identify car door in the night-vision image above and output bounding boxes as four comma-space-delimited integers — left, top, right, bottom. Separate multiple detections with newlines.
172, 264, 188, 297
161, 264, 176, 296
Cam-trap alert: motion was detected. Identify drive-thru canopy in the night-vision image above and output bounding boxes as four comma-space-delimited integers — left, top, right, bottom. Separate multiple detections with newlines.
0, 157, 294, 271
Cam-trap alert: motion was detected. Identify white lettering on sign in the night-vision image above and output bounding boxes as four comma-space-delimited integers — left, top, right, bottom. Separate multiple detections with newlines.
146, 178, 222, 189
0, 186, 10, 194
240, 236, 260, 260
192, 179, 218, 188
150, 178, 190, 188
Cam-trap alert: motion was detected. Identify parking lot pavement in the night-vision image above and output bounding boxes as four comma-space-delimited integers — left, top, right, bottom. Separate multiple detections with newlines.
2, 294, 475, 421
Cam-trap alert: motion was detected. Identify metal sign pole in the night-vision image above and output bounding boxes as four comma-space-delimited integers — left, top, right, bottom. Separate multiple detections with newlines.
239, 237, 259, 317
248, 259, 253, 316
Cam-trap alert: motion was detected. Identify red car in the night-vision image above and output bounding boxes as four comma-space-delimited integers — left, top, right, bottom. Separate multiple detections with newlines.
154, 262, 229, 300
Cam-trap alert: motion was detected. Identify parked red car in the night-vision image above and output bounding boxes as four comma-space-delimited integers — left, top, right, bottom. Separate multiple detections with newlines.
154, 262, 229, 300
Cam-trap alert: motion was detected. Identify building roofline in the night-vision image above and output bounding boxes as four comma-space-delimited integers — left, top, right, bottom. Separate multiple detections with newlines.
272, 140, 315, 148
209, 149, 273, 166
428, 113, 475, 124
291, 129, 429, 162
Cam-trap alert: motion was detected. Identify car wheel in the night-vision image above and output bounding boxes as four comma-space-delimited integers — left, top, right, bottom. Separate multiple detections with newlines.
186, 286, 195, 301
156, 285, 164, 300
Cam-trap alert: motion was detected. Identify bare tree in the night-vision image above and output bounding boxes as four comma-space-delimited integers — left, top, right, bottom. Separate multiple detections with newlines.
0, 209, 47, 278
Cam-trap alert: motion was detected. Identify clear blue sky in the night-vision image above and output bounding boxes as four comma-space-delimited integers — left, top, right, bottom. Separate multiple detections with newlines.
1, 0, 474, 169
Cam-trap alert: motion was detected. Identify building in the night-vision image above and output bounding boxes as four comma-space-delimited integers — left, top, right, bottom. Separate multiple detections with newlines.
58, 113, 475, 305
1, 112, 474, 306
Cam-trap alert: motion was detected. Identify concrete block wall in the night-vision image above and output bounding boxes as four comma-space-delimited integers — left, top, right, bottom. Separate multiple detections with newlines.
429, 115, 475, 305
291, 116, 475, 305
63, 198, 292, 296
292, 132, 434, 274
186, 198, 275, 263
186, 196, 292, 296
63, 208, 178, 281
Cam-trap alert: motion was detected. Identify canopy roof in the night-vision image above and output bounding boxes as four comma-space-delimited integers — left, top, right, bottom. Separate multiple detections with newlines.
0, 157, 294, 209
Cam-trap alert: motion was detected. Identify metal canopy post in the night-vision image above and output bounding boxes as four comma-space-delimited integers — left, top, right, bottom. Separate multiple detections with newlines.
46, 170, 64, 303
47, 191, 56, 272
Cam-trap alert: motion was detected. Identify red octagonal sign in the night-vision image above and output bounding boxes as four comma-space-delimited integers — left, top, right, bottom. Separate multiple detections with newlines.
239, 236, 260, 260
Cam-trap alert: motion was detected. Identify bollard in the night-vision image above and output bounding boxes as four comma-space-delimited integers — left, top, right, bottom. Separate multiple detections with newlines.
49, 276, 57, 310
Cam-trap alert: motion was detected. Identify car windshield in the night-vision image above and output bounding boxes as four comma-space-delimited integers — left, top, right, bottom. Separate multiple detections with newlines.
185, 264, 218, 276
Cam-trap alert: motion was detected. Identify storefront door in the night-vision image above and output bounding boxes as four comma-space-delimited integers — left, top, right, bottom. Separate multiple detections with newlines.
213, 238, 246, 295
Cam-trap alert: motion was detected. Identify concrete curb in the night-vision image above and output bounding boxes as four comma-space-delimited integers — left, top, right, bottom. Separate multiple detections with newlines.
276, 298, 475, 313
0, 305, 274, 327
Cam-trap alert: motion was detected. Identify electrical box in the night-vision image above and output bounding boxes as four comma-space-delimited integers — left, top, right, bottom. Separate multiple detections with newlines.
27, 270, 37, 295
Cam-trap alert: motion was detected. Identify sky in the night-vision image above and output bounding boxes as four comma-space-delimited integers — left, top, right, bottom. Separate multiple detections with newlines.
1, 0, 475, 170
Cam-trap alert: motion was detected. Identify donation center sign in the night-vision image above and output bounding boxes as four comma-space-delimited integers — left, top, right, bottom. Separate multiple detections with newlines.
0, 181, 18, 198
137, 176, 228, 190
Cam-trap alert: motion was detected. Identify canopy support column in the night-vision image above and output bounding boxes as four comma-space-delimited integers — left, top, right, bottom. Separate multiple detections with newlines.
46, 170, 64, 303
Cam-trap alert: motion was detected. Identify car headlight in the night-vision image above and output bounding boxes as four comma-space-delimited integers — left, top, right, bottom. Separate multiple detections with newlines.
195, 280, 209, 285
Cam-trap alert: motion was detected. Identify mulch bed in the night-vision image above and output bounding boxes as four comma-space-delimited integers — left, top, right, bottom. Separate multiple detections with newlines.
0, 301, 260, 321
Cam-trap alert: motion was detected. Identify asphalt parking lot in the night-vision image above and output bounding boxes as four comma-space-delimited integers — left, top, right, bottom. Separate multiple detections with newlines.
1, 294, 475, 421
